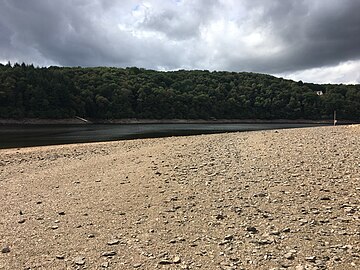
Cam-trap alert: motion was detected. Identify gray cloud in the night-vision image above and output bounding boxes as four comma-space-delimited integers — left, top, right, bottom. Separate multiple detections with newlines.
0, 0, 359, 83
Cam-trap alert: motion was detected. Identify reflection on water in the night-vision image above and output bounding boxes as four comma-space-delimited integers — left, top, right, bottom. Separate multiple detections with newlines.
0, 123, 329, 149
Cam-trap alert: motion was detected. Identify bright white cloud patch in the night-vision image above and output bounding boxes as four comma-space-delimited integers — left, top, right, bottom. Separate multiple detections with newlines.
0, 0, 359, 83
278, 60, 360, 84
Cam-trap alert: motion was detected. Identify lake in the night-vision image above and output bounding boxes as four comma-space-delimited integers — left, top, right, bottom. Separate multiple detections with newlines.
0, 123, 329, 149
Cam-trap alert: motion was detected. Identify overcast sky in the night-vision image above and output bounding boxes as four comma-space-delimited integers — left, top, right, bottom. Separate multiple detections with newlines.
1, 0, 360, 84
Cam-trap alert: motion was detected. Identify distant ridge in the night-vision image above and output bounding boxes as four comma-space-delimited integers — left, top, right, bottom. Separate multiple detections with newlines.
0, 63, 359, 121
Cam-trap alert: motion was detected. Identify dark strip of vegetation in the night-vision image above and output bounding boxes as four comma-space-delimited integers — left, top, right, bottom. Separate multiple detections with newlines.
0, 63, 359, 120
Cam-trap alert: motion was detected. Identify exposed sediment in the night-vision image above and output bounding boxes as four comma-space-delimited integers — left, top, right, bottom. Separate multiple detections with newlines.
0, 125, 359, 269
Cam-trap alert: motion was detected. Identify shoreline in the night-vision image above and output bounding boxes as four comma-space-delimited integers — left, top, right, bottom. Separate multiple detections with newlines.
0, 117, 352, 125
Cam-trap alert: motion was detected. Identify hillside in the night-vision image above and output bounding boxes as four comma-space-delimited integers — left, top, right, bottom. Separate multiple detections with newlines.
0, 63, 359, 120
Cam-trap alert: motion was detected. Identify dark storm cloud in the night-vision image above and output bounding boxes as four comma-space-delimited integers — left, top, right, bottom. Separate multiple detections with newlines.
223, 0, 360, 73
138, 0, 220, 40
0, 0, 140, 66
0, 0, 359, 82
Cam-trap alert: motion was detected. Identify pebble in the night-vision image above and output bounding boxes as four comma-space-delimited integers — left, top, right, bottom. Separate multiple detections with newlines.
246, 226, 258, 233
18, 218, 26, 224
56, 254, 65, 259
159, 259, 173, 265
284, 252, 295, 260
133, 263, 142, 268
102, 251, 117, 257
107, 239, 120, 245
282, 228, 291, 233
101, 262, 110, 268
74, 256, 85, 265
1, 246, 10, 253
173, 256, 181, 264
305, 256, 316, 262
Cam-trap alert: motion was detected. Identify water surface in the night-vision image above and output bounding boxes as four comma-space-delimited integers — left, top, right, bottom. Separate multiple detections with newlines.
0, 123, 328, 149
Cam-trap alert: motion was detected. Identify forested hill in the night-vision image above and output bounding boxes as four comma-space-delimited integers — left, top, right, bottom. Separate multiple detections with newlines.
0, 63, 359, 120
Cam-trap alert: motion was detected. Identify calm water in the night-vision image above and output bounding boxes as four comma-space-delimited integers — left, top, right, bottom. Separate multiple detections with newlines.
0, 123, 329, 149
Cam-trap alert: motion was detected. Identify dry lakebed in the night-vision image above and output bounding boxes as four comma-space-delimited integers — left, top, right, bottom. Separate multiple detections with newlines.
0, 125, 359, 269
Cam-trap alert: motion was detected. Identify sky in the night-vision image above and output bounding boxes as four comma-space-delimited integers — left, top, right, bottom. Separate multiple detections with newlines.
0, 0, 360, 84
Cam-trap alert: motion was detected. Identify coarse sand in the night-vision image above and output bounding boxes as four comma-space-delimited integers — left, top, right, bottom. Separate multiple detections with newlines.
0, 125, 359, 269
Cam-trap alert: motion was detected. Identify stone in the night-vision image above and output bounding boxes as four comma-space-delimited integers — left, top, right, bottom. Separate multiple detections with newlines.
18, 218, 26, 224
56, 254, 65, 259
159, 259, 173, 265
107, 239, 120, 245
74, 256, 85, 265
284, 252, 295, 260
1, 246, 10, 253
224, 234, 234, 241
282, 228, 291, 233
305, 256, 316, 262
246, 226, 258, 233
102, 251, 117, 257
133, 263, 142, 268
173, 256, 181, 263
101, 262, 110, 268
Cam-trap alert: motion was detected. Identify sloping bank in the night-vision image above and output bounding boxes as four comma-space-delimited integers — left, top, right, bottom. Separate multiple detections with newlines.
0, 125, 359, 269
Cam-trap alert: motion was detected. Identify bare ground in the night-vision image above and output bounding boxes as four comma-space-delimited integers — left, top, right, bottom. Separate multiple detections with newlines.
0, 125, 359, 270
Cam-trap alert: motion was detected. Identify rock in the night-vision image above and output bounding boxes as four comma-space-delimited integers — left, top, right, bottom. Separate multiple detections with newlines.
218, 240, 230, 245
305, 256, 316, 262
56, 254, 65, 259
282, 228, 291, 233
215, 212, 226, 220
107, 239, 120, 245
173, 256, 181, 264
295, 264, 317, 270
1, 246, 10, 253
159, 259, 173, 265
224, 234, 234, 241
18, 218, 26, 224
299, 219, 308, 225
101, 262, 110, 268
252, 239, 273, 245
246, 226, 258, 233
51, 225, 59, 230
102, 251, 117, 257
58, 211, 65, 215
88, 234, 95, 238
284, 252, 295, 260
74, 256, 85, 265
133, 263, 142, 268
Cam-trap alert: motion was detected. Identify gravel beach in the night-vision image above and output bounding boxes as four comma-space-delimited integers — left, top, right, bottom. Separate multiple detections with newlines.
0, 125, 359, 270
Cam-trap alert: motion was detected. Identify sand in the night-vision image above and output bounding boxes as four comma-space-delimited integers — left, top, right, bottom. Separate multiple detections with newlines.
0, 125, 359, 270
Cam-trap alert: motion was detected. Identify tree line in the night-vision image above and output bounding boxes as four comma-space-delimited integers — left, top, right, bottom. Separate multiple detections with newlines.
0, 63, 359, 120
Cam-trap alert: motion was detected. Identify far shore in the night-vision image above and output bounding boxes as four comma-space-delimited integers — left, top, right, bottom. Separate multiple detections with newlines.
0, 117, 354, 125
